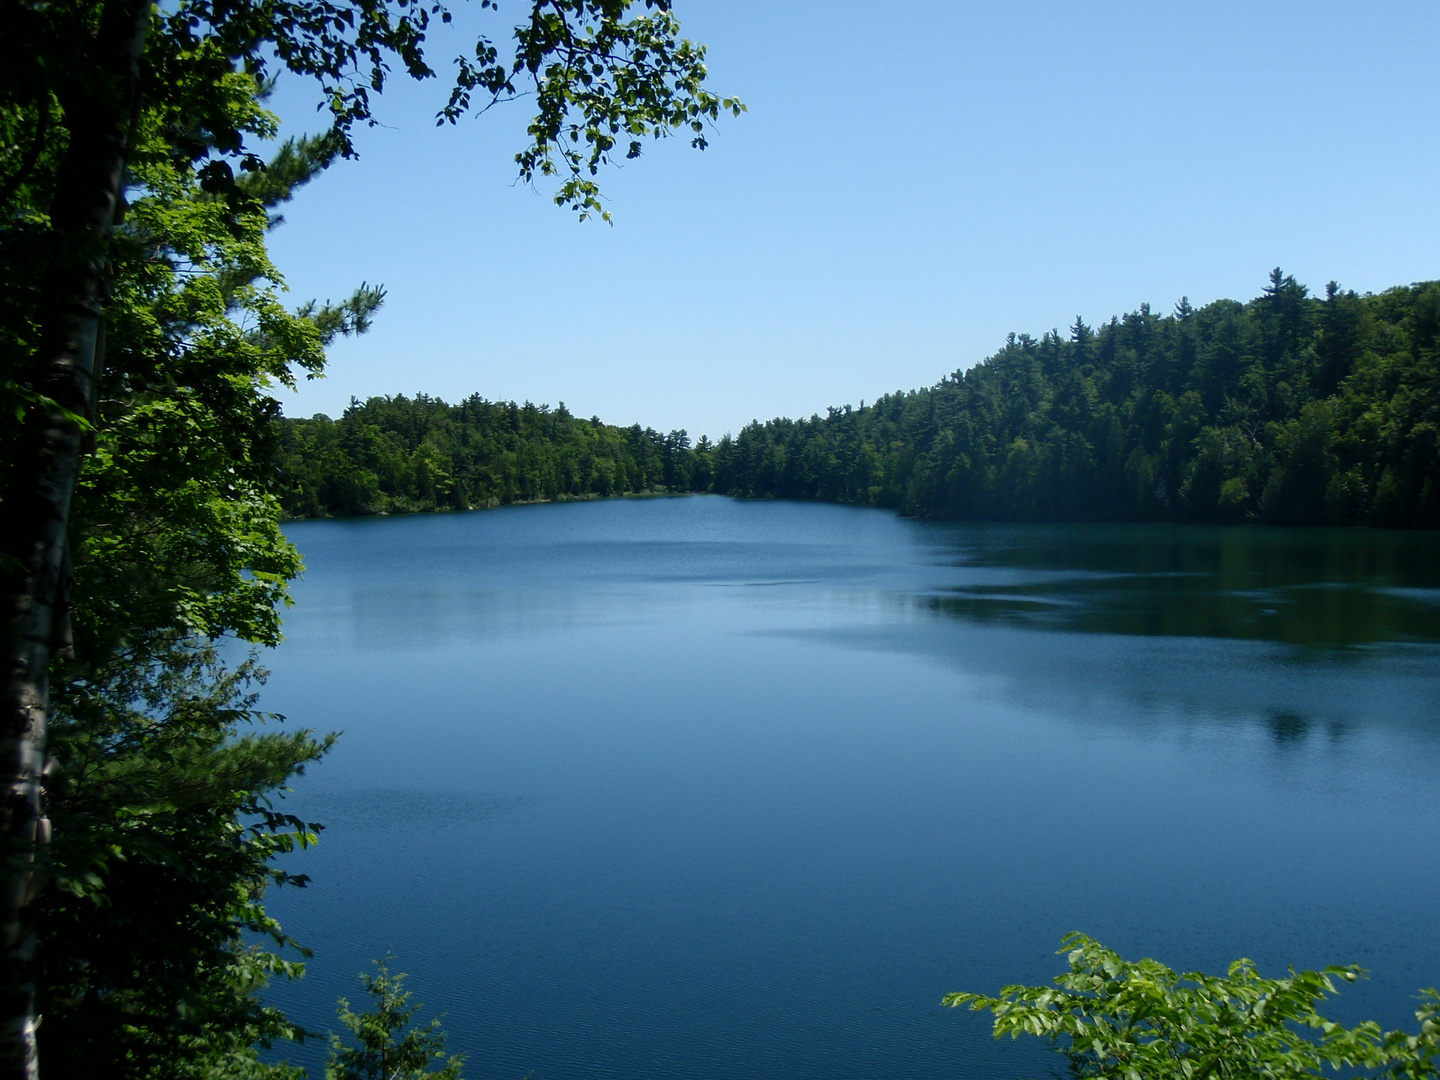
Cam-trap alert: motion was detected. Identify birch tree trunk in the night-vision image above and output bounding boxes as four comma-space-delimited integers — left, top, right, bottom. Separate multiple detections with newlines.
0, 1, 150, 1074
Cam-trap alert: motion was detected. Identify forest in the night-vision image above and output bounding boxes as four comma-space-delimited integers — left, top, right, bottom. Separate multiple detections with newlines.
280, 271, 1439, 529
276, 397, 711, 516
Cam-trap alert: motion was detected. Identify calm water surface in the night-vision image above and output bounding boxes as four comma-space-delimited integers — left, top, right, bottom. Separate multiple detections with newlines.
259, 497, 1440, 1079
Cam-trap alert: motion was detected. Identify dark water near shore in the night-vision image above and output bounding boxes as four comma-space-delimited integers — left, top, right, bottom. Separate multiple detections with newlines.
259, 497, 1440, 1079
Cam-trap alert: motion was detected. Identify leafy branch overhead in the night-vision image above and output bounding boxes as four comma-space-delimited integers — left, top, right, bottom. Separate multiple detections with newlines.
448, 1, 746, 220
136, 0, 744, 221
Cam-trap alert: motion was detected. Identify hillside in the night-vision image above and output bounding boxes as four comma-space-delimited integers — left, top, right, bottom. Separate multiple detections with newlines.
278, 272, 1439, 527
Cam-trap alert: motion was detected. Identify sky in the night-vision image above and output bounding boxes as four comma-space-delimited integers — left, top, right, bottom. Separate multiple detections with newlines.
263, 0, 1440, 440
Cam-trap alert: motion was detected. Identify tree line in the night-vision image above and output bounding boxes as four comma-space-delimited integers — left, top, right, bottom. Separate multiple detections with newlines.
283, 272, 1438, 529
276, 396, 712, 517
711, 272, 1438, 527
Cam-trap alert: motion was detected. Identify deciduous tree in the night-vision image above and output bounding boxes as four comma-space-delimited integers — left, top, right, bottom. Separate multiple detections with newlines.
947, 932, 1440, 1080
1, 2, 738, 1075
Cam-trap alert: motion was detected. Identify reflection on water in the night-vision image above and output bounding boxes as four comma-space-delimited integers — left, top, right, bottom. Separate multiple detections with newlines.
294, 788, 540, 833
262, 498, 1440, 1080
913, 523, 1440, 645
924, 578, 1440, 643
1268, 710, 1310, 744
287, 510, 1440, 652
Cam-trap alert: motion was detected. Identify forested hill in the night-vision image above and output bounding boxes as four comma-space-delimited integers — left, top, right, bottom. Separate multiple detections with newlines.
278, 272, 1439, 527
275, 395, 712, 517
712, 272, 1438, 527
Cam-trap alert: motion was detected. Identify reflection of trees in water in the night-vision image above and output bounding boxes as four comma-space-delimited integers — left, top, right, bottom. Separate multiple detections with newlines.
921, 523, 1440, 585
917, 581, 1440, 647
810, 599, 1440, 760
907, 526, 1440, 647
1268, 710, 1310, 745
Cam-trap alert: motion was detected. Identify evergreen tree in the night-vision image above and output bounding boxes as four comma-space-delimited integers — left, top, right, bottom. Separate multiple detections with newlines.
706, 274, 1438, 529
275, 395, 709, 516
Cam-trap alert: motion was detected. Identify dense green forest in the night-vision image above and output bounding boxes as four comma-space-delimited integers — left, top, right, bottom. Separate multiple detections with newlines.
281, 272, 1439, 528
276, 397, 713, 516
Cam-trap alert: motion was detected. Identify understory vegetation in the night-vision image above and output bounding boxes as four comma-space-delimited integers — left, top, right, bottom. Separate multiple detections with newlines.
280, 272, 1440, 528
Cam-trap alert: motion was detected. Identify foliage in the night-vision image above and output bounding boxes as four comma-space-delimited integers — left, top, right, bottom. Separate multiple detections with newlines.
707, 272, 1439, 528
277, 394, 705, 515
946, 932, 1440, 1080
277, 273, 1438, 529
39, 643, 330, 1080
14, 77, 355, 1080
4, 0, 733, 1073
326, 962, 465, 1080
447, 1, 746, 221
2, 0, 742, 227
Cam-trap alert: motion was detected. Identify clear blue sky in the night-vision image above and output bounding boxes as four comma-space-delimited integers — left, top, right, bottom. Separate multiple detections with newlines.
264, 0, 1440, 440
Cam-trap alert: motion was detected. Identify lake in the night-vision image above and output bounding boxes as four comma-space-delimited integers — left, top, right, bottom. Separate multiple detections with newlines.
259, 496, 1440, 1079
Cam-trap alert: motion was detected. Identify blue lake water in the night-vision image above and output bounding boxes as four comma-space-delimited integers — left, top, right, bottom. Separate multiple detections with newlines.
258, 496, 1440, 1079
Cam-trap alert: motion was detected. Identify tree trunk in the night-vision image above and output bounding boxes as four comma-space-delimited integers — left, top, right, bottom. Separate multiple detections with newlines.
0, 1, 150, 1075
